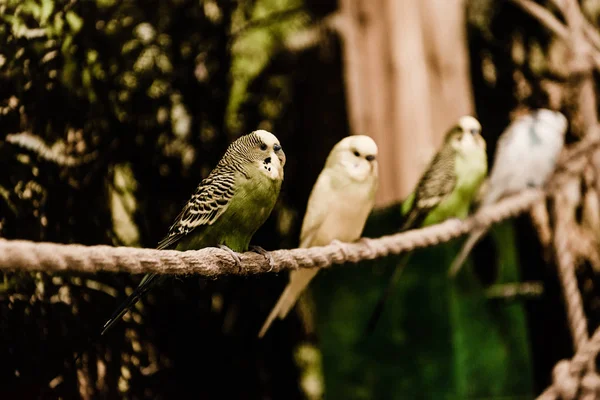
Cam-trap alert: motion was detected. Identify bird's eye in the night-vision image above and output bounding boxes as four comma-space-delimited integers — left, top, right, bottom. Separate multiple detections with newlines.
353, 151, 360, 157
260, 143, 268, 151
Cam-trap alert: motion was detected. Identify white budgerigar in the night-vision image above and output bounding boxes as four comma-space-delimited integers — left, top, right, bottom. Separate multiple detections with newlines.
448, 108, 568, 277
258, 135, 379, 338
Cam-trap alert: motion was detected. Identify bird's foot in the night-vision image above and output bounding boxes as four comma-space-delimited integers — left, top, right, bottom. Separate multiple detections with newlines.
330, 239, 349, 260
250, 245, 276, 272
218, 245, 242, 273
358, 237, 375, 253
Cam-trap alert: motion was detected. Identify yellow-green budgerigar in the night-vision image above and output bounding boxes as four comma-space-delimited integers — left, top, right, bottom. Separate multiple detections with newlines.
101, 130, 286, 336
258, 135, 379, 338
365, 116, 488, 334
448, 108, 568, 277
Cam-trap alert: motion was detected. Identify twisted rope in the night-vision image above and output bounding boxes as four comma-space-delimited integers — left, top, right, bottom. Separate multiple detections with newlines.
537, 326, 600, 400
553, 182, 590, 353
0, 189, 544, 276
555, 235, 591, 351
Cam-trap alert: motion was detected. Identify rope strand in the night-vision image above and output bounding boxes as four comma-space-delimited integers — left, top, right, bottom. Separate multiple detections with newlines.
553, 181, 590, 352
0, 189, 543, 276
536, 327, 600, 400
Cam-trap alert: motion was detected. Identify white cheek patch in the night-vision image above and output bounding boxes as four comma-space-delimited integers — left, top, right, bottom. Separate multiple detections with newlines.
259, 152, 282, 180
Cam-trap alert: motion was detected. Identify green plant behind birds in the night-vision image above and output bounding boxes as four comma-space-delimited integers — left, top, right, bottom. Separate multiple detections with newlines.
100, 130, 286, 335
258, 135, 379, 338
448, 108, 568, 278
365, 116, 488, 334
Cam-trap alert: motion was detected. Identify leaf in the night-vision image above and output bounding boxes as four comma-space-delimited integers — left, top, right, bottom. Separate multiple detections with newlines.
40, 0, 54, 26
53, 12, 64, 35
65, 10, 83, 34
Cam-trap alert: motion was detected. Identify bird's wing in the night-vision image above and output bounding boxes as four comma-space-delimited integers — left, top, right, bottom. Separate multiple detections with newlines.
258, 172, 334, 338
400, 147, 457, 231
156, 170, 237, 250
102, 169, 237, 336
297, 172, 334, 248
447, 124, 524, 277
481, 119, 525, 205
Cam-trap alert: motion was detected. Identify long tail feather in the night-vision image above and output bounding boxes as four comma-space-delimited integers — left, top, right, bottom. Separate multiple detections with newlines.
45, 273, 164, 393
447, 227, 488, 278
258, 284, 295, 338
363, 253, 411, 337
258, 269, 318, 338
101, 273, 161, 336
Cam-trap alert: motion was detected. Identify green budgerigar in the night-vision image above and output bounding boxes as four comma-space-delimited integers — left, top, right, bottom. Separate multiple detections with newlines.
100, 130, 286, 335
447, 109, 567, 277
365, 116, 488, 334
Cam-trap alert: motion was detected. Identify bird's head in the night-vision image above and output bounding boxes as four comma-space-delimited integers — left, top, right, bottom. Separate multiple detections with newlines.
533, 109, 568, 137
326, 134, 378, 182
234, 129, 285, 181
445, 115, 486, 155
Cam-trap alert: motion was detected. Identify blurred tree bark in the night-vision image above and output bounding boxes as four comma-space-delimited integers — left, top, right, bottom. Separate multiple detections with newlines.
421, 0, 475, 140
338, 0, 475, 206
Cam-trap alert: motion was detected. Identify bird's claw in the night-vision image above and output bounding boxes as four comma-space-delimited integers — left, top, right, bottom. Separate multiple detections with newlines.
218, 245, 242, 272
250, 245, 275, 272
330, 239, 348, 258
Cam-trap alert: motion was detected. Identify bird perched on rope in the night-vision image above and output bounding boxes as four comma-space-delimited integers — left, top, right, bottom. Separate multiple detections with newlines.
258, 135, 379, 338
364, 116, 488, 335
101, 130, 286, 336
447, 108, 568, 278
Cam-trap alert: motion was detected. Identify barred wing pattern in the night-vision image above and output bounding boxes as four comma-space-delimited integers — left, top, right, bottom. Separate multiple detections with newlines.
156, 169, 237, 250
400, 146, 457, 231
156, 132, 265, 250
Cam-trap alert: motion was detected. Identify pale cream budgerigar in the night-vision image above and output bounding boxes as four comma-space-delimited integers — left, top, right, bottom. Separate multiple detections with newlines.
448, 108, 568, 277
258, 135, 379, 338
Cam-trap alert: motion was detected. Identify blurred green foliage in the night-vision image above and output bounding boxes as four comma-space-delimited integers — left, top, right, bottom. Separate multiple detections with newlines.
310, 207, 533, 399
0, 0, 319, 397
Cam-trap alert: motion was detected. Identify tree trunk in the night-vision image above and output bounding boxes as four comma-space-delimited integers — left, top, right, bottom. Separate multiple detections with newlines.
338, 0, 475, 205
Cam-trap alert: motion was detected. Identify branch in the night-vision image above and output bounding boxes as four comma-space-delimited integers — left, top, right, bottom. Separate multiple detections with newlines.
485, 281, 544, 300
584, 21, 600, 53
510, 0, 569, 41
230, 6, 307, 41
511, 0, 600, 71
5, 132, 98, 167
0, 189, 544, 275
